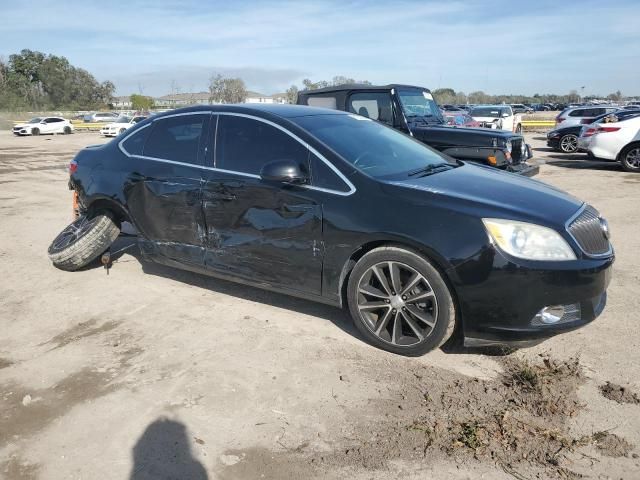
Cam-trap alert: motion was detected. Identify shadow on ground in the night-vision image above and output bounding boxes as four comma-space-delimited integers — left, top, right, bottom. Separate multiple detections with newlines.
130, 418, 208, 480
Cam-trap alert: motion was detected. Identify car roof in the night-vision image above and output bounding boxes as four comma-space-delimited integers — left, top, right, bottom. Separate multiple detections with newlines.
149, 103, 349, 119
299, 83, 430, 94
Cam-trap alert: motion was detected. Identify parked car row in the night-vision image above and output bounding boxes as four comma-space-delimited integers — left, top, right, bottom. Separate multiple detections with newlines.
99, 115, 148, 137
547, 108, 640, 172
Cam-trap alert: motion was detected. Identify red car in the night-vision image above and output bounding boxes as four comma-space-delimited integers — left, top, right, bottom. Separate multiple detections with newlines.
444, 112, 480, 128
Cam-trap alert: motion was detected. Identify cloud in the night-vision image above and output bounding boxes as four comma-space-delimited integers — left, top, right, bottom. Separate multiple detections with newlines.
0, 0, 639, 96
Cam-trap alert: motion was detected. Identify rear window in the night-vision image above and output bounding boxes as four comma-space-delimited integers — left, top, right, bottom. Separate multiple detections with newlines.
143, 114, 205, 165
568, 109, 585, 117
122, 125, 151, 156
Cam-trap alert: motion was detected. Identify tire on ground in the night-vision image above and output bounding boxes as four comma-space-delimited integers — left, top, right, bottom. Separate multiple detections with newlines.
346, 245, 456, 356
48, 212, 121, 271
620, 143, 640, 172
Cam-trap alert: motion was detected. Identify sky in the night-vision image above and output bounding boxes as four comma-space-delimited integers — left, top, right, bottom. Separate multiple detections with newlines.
1, 0, 639, 97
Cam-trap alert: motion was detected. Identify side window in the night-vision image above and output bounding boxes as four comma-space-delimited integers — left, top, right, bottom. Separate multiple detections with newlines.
310, 152, 350, 193
348, 92, 393, 125
307, 96, 338, 110
569, 109, 584, 117
45, 118, 63, 123
216, 115, 309, 175
143, 114, 205, 165
122, 125, 152, 156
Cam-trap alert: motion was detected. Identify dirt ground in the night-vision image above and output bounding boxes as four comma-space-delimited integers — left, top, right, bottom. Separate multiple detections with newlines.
0, 130, 639, 480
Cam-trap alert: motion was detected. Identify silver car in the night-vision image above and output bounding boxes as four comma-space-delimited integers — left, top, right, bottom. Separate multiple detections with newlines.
555, 106, 618, 128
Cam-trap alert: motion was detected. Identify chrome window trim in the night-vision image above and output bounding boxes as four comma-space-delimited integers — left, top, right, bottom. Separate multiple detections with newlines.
564, 203, 613, 259
118, 110, 356, 196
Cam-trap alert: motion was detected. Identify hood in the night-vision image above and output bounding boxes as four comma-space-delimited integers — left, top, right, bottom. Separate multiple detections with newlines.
410, 124, 520, 149
384, 163, 582, 227
103, 122, 121, 128
14, 123, 31, 129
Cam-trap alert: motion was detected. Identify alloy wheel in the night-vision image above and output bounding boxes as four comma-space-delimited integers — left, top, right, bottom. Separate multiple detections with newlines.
625, 148, 640, 170
50, 215, 100, 252
356, 261, 438, 347
560, 134, 578, 153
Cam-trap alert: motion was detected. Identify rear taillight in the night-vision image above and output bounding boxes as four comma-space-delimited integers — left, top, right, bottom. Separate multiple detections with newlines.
597, 126, 621, 133
69, 160, 78, 174
556, 117, 565, 124
583, 128, 597, 137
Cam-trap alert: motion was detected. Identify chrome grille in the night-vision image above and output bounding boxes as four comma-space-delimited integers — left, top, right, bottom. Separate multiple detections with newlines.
568, 205, 610, 256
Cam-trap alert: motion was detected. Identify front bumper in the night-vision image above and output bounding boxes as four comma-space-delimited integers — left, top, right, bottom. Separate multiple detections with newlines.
449, 246, 613, 347
507, 162, 539, 177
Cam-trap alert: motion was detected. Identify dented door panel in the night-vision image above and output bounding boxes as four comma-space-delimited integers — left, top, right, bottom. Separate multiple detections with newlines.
201, 173, 323, 295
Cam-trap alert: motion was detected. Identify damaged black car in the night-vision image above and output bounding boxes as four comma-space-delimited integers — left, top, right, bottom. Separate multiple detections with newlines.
49, 105, 613, 356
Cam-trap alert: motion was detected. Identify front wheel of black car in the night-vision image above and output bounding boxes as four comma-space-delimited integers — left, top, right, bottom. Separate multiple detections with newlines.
559, 134, 578, 153
48, 211, 120, 271
620, 144, 640, 172
347, 246, 456, 356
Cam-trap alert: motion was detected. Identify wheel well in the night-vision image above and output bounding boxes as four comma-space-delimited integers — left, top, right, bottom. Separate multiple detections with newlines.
618, 141, 640, 162
86, 198, 129, 226
338, 241, 460, 324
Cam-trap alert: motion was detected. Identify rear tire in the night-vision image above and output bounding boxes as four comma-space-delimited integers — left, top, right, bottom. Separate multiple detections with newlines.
32, 128, 40, 136
347, 246, 456, 356
620, 144, 640, 172
48, 212, 120, 271
515, 124, 522, 134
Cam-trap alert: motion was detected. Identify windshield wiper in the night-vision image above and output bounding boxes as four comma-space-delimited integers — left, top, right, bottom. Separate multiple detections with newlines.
407, 163, 455, 177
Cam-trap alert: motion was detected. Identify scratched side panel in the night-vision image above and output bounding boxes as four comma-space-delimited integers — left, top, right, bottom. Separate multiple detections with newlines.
201, 175, 323, 295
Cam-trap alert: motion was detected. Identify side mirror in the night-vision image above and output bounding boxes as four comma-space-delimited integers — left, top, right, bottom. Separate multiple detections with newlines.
260, 159, 308, 185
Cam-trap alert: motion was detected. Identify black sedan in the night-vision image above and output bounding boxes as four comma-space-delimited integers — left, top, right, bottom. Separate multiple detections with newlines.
547, 125, 583, 153
49, 105, 613, 356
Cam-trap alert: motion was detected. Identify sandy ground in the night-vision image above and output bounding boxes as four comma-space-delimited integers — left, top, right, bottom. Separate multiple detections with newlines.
0, 130, 639, 480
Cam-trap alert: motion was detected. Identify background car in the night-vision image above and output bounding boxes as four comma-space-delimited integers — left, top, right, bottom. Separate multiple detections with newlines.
441, 104, 467, 113
12, 117, 74, 136
546, 125, 582, 153
585, 115, 640, 171
468, 105, 523, 133
84, 112, 119, 123
511, 104, 533, 114
443, 112, 480, 128
100, 115, 148, 137
555, 106, 618, 128
577, 110, 640, 151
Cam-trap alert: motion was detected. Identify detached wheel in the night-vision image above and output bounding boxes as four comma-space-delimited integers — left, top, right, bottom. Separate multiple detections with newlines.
48, 211, 120, 271
347, 246, 456, 356
620, 144, 640, 172
559, 134, 578, 153
31, 128, 40, 136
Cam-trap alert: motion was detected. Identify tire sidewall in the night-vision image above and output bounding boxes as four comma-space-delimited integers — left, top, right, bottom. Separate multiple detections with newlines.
347, 246, 455, 356
32, 128, 40, 136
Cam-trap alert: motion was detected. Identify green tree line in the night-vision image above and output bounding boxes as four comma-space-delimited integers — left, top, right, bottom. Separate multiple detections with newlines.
0, 49, 114, 111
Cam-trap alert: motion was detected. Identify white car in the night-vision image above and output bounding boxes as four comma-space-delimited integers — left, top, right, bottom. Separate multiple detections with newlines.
12, 117, 74, 136
577, 110, 640, 151
468, 105, 523, 133
100, 115, 147, 137
585, 115, 640, 172
85, 112, 119, 123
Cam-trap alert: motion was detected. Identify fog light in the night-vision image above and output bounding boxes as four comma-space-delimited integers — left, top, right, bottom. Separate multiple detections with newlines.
537, 305, 565, 324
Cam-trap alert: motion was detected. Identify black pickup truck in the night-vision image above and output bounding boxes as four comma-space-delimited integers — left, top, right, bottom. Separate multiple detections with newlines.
297, 84, 537, 176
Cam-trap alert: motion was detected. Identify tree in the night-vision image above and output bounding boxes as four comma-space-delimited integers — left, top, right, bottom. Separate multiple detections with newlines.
468, 90, 490, 104
130, 94, 154, 110
432, 88, 456, 105
301, 76, 371, 91
606, 90, 622, 101
208, 74, 248, 104
285, 85, 298, 104
567, 90, 580, 103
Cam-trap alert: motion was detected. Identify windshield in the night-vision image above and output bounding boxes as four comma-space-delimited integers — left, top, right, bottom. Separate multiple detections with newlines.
292, 114, 454, 179
28, 117, 43, 124
115, 116, 132, 123
469, 107, 502, 118
397, 89, 444, 123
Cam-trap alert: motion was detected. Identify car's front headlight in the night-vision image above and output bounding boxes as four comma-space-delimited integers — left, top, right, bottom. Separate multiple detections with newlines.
482, 218, 576, 261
